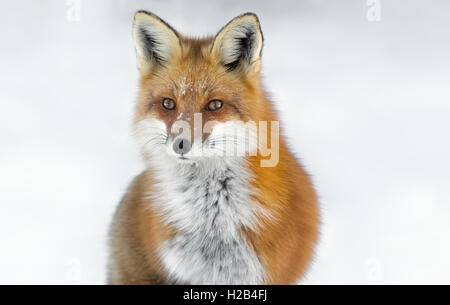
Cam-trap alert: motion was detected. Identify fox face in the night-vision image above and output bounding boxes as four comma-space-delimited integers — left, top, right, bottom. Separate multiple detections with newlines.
132, 11, 266, 164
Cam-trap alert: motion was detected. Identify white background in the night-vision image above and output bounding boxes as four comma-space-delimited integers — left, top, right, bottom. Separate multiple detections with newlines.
1, 0, 449, 284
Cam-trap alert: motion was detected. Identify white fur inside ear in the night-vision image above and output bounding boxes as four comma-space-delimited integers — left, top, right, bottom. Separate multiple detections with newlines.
213, 15, 263, 68
133, 12, 180, 70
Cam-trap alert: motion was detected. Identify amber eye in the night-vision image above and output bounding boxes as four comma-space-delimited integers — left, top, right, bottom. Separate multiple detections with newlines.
206, 99, 224, 111
162, 98, 176, 110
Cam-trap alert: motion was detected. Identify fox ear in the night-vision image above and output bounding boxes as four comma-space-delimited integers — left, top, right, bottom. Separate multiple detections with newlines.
212, 13, 263, 74
133, 11, 181, 74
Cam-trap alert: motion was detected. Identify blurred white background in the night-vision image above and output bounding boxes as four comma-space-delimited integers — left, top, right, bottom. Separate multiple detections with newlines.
1, 0, 449, 284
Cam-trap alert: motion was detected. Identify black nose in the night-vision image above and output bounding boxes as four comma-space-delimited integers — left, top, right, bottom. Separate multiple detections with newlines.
173, 137, 191, 155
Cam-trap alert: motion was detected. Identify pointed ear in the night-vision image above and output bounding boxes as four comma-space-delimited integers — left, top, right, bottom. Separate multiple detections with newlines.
211, 13, 263, 74
132, 11, 181, 74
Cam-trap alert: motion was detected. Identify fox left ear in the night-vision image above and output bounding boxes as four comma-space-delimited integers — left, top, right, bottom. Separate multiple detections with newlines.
212, 13, 263, 74
132, 11, 181, 74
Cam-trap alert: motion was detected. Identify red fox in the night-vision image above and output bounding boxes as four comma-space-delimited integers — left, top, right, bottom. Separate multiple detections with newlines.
108, 11, 319, 285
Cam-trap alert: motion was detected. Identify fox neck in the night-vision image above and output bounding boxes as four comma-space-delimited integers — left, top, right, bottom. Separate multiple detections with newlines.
148, 156, 266, 284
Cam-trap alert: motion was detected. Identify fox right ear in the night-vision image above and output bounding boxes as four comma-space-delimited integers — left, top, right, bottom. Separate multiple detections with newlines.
132, 11, 181, 74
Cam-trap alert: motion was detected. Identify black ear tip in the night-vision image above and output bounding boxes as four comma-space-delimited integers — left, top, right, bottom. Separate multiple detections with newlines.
134, 10, 163, 23
135, 10, 155, 18
239, 12, 260, 23
133, 10, 179, 37
242, 12, 258, 17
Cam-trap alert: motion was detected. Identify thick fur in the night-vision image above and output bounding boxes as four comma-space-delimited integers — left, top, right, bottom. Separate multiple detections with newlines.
108, 11, 319, 285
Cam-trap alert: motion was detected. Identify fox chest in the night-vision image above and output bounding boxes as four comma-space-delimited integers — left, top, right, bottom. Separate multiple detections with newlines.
153, 165, 265, 284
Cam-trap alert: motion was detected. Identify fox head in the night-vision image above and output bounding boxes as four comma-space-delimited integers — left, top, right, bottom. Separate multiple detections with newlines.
132, 11, 275, 165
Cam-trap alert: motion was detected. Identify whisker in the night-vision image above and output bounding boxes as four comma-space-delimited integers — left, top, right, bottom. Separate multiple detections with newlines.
145, 135, 168, 146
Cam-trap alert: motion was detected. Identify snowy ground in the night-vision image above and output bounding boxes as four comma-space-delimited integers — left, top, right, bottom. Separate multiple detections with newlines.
1, 0, 449, 284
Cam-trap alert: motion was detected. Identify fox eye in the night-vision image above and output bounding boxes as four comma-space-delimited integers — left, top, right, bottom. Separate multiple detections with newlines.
206, 99, 224, 111
162, 98, 176, 110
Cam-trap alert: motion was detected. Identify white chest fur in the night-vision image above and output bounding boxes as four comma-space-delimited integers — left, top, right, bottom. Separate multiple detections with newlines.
149, 158, 265, 284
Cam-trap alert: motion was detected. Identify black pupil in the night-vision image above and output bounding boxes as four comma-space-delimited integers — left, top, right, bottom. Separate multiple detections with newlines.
163, 99, 174, 109
210, 100, 222, 110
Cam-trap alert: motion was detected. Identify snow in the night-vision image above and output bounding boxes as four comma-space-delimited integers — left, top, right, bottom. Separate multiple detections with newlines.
1, 0, 450, 284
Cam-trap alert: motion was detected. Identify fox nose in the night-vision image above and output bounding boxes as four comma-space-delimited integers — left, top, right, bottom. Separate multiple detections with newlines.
173, 137, 191, 155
